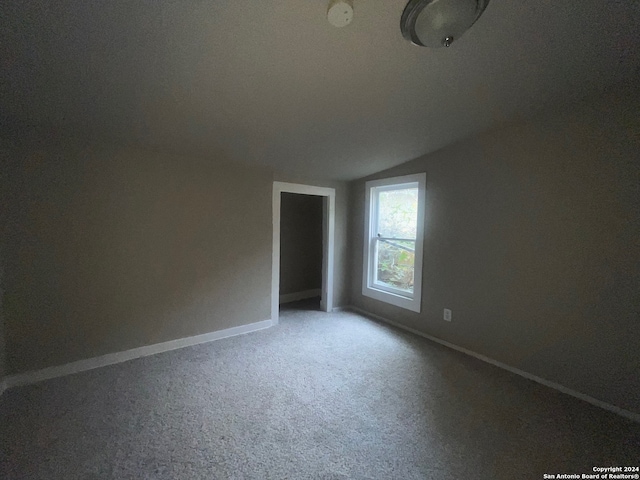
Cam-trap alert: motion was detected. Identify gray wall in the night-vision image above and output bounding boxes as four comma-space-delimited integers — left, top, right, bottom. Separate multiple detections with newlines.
2, 140, 273, 374
279, 193, 323, 296
349, 87, 640, 413
0, 164, 8, 384
0, 281, 5, 384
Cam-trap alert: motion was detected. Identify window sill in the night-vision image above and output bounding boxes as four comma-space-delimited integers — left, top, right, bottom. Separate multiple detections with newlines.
362, 285, 421, 313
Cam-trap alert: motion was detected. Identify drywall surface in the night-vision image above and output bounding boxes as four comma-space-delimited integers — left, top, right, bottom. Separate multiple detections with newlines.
274, 174, 351, 308
279, 193, 323, 296
3, 1, 638, 181
2, 140, 274, 374
0, 168, 8, 384
0, 278, 5, 384
349, 88, 640, 413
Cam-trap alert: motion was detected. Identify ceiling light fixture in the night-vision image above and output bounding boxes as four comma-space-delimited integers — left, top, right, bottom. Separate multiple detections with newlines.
401, 0, 490, 48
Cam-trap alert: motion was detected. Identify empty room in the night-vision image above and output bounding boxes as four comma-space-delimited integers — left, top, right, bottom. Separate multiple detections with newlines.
1, 1, 639, 479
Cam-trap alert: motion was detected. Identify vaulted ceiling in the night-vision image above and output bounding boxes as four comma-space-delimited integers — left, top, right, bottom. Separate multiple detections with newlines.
2, 1, 638, 180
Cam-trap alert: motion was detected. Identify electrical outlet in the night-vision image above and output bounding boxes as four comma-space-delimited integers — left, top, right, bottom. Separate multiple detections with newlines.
444, 308, 452, 321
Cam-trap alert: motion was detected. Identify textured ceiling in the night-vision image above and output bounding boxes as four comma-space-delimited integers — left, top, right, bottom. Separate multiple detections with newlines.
2, 0, 639, 180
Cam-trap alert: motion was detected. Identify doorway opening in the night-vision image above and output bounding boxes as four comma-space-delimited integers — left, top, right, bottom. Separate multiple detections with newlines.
271, 182, 336, 324
279, 192, 323, 311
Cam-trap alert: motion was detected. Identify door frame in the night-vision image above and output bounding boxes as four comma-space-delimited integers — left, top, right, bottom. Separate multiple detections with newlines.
272, 182, 336, 324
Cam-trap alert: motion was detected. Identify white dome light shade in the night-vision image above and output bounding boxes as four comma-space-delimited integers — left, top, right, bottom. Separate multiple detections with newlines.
401, 0, 490, 47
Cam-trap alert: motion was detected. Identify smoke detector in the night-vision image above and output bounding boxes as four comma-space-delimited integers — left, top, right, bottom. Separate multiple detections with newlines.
327, 0, 354, 28
401, 0, 491, 47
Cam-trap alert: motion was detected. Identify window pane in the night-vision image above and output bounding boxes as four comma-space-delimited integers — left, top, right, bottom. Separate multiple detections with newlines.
377, 188, 418, 239
375, 239, 415, 293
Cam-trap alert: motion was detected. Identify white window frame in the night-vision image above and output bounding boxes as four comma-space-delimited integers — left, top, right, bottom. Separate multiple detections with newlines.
362, 173, 426, 313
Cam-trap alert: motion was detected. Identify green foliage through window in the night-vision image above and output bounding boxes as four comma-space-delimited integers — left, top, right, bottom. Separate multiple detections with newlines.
374, 185, 417, 293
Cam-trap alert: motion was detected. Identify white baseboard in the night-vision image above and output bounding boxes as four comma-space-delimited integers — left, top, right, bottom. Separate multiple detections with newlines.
345, 306, 640, 424
4, 319, 273, 392
279, 288, 321, 305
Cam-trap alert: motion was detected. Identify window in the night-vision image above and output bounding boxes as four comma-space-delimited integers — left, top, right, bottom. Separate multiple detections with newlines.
362, 173, 425, 312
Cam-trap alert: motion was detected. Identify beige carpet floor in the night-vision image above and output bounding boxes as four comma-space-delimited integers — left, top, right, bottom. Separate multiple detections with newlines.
1, 300, 639, 479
